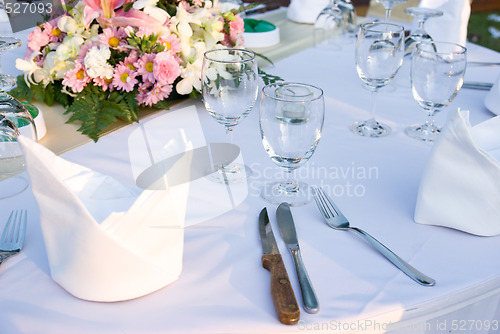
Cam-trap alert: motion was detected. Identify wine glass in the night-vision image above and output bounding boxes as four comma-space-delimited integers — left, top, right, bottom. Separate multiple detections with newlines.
351, 22, 405, 137
313, 0, 347, 51
201, 48, 258, 184
375, 0, 408, 23
260, 82, 325, 206
0, 36, 37, 141
406, 41, 467, 142
0, 114, 29, 199
404, 7, 443, 55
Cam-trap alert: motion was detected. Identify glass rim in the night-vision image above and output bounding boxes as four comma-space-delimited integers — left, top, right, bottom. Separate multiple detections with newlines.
359, 22, 405, 34
203, 48, 256, 63
415, 41, 467, 55
262, 82, 324, 103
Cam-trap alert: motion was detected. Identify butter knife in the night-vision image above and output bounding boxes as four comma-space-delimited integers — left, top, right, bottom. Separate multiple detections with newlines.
276, 203, 319, 314
258, 208, 300, 325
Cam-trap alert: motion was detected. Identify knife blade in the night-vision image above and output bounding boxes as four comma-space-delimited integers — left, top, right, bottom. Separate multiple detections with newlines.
276, 203, 319, 314
258, 208, 300, 325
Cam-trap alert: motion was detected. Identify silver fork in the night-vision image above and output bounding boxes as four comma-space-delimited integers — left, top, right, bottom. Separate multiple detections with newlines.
312, 187, 435, 287
0, 210, 27, 266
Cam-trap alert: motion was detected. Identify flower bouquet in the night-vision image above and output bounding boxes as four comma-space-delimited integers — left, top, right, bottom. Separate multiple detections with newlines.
11, 0, 255, 141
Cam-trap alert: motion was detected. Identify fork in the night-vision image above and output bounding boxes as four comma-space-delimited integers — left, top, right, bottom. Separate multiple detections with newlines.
0, 210, 27, 266
312, 187, 435, 286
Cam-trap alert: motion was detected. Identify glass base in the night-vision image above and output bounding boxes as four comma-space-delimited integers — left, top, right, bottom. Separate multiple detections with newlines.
261, 180, 312, 206
405, 123, 440, 142
0, 175, 29, 199
206, 162, 252, 184
350, 119, 391, 137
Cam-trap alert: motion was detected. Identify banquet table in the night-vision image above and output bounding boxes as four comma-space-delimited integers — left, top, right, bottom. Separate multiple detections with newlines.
2, 7, 500, 334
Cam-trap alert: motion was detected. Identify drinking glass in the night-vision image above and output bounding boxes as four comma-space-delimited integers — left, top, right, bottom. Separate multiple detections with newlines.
0, 114, 28, 199
201, 48, 258, 183
260, 82, 325, 206
406, 41, 467, 142
375, 0, 408, 23
313, 0, 347, 51
404, 7, 443, 55
351, 22, 404, 137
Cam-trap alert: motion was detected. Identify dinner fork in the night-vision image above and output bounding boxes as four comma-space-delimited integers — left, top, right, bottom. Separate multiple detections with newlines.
312, 187, 435, 287
0, 210, 27, 266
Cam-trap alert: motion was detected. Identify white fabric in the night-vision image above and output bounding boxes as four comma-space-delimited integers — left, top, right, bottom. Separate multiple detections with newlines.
415, 109, 500, 236
18, 135, 192, 302
485, 73, 500, 115
287, 0, 329, 24
418, 0, 470, 46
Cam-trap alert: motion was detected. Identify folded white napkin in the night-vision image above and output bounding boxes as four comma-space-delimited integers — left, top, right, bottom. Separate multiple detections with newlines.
418, 0, 470, 46
485, 73, 500, 116
287, 0, 329, 24
414, 109, 500, 236
19, 136, 192, 302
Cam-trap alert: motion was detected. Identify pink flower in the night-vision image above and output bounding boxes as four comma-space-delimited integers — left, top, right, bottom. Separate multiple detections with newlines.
229, 16, 245, 46
112, 64, 138, 92
121, 50, 139, 70
76, 42, 98, 63
135, 53, 156, 83
137, 82, 173, 106
98, 27, 126, 48
159, 33, 182, 54
62, 62, 91, 93
93, 76, 114, 91
153, 51, 181, 86
27, 26, 50, 53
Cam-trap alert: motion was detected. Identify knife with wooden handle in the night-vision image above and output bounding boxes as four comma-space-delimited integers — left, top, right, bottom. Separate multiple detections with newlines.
259, 208, 300, 325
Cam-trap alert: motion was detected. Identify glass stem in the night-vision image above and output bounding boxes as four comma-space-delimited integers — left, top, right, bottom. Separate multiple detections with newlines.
385, 9, 391, 23
279, 168, 299, 194
369, 88, 379, 120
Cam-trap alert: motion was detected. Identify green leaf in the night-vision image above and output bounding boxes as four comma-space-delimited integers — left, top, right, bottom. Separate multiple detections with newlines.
258, 68, 284, 86
9, 75, 31, 102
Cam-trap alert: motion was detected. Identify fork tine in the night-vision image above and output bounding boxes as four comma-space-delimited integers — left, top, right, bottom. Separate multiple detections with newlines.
317, 187, 340, 218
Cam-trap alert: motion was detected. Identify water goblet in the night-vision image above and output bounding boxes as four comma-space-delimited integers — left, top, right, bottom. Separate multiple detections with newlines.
375, 0, 408, 23
260, 82, 325, 206
404, 7, 443, 55
201, 48, 259, 184
313, 0, 347, 51
0, 114, 29, 199
406, 41, 467, 142
350, 22, 405, 137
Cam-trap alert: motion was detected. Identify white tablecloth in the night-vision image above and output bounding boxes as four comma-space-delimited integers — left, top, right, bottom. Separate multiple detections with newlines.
1, 31, 500, 333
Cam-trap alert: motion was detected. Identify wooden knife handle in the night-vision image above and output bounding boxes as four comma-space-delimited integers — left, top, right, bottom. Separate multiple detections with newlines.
262, 253, 300, 325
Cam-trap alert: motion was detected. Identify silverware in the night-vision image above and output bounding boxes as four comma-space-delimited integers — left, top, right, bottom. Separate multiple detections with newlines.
462, 81, 493, 90
0, 210, 27, 266
276, 203, 319, 314
258, 208, 300, 325
312, 187, 435, 287
467, 61, 500, 67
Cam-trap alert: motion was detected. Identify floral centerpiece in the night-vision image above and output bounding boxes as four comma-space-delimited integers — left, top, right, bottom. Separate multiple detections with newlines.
12, 0, 254, 141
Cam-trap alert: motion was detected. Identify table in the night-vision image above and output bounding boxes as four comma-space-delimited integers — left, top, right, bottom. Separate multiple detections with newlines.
2, 7, 500, 334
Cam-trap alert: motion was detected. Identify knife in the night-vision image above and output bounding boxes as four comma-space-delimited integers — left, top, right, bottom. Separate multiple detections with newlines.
258, 208, 300, 325
276, 203, 319, 314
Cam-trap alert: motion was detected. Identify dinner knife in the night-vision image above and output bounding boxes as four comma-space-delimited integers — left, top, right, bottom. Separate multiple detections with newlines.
258, 208, 300, 325
276, 203, 319, 314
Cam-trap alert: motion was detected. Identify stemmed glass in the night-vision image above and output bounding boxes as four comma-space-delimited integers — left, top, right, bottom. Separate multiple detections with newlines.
201, 48, 258, 183
313, 0, 347, 51
260, 82, 325, 206
376, 0, 408, 23
351, 22, 404, 137
404, 7, 443, 55
0, 114, 28, 199
406, 41, 467, 142
0, 36, 37, 141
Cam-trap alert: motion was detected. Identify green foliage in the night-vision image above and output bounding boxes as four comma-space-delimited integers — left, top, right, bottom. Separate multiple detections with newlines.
468, 11, 500, 52
127, 32, 165, 55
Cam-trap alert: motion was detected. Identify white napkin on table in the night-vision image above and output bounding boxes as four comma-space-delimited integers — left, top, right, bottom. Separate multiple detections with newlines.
287, 0, 329, 24
418, 0, 470, 46
414, 109, 500, 236
19, 136, 192, 302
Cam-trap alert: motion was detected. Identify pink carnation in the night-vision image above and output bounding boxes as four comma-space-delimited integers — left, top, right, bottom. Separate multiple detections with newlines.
153, 51, 181, 85
27, 26, 50, 53
229, 16, 244, 46
62, 62, 91, 93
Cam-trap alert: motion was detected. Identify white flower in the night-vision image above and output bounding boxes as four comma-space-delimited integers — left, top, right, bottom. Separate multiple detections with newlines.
44, 52, 74, 80
58, 15, 85, 36
16, 52, 51, 86
133, 0, 169, 24
56, 36, 84, 61
176, 57, 203, 95
84, 45, 113, 79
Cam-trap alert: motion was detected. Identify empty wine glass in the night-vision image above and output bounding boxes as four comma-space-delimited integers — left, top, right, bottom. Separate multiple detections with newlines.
404, 7, 443, 55
201, 48, 258, 183
0, 114, 28, 199
406, 41, 467, 142
376, 0, 408, 23
351, 22, 404, 137
314, 0, 347, 51
260, 82, 324, 206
